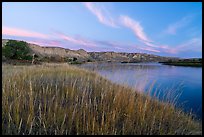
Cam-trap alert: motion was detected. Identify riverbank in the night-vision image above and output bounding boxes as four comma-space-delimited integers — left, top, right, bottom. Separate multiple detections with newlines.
159, 58, 202, 67
2, 63, 202, 135
161, 62, 202, 67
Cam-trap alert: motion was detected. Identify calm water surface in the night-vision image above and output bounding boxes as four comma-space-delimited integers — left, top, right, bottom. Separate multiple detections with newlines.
80, 62, 202, 119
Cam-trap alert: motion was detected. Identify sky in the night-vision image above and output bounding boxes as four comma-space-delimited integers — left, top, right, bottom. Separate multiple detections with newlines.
2, 2, 202, 58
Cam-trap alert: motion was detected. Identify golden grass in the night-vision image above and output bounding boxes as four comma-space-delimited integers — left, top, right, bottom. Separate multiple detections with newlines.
2, 63, 202, 135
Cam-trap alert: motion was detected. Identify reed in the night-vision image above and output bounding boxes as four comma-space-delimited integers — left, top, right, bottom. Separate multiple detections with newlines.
2, 63, 202, 135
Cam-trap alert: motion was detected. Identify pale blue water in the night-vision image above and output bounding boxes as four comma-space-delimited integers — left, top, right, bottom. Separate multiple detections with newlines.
80, 62, 202, 120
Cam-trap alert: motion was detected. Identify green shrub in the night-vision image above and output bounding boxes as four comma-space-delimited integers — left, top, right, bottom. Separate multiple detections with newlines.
2, 40, 31, 60
73, 57, 77, 61
23, 55, 33, 61
87, 59, 92, 62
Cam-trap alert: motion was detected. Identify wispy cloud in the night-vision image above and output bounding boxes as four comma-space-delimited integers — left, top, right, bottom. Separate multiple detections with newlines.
119, 15, 201, 54
53, 31, 97, 48
171, 37, 202, 53
53, 31, 128, 51
137, 47, 161, 53
27, 39, 64, 47
120, 15, 152, 43
165, 15, 194, 35
82, 4, 200, 55
3, 25, 200, 55
83, 2, 118, 28
95, 40, 123, 48
53, 30, 162, 53
2, 26, 49, 39
155, 37, 202, 54
96, 40, 161, 53
119, 15, 162, 52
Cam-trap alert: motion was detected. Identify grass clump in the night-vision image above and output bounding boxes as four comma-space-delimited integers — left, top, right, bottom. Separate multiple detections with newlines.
2, 63, 202, 135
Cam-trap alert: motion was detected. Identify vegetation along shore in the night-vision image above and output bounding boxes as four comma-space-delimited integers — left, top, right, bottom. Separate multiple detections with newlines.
159, 59, 202, 67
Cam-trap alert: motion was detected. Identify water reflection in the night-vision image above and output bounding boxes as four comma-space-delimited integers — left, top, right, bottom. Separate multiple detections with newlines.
80, 62, 202, 120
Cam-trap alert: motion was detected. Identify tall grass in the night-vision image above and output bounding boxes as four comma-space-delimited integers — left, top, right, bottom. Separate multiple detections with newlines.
2, 63, 202, 135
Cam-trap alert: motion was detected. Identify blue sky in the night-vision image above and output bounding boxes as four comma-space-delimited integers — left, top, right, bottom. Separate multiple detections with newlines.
2, 2, 202, 58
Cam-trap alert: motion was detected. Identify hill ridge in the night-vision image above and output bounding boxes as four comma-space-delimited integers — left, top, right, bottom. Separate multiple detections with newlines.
2, 39, 179, 63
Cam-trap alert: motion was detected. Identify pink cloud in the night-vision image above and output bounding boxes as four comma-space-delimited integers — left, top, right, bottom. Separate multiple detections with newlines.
166, 15, 193, 35
98, 40, 162, 53
137, 47, 160, 53
2, 26, 49, 39
117, 14, 200, 55
27, 39, 63, 47
172, 37, 202, 53
120, 15, 152, 43
143, 41, 160, 48
4, 25, 199, 55
119, 15, 199, 54
83, 2, 118, 28
53, 31, 97, 48
119, 15, 163, 52
82, 4, 184, 54
156, 37, 202, 54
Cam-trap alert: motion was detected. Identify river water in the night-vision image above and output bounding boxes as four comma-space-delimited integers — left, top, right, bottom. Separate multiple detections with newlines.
80, 62, 202, 120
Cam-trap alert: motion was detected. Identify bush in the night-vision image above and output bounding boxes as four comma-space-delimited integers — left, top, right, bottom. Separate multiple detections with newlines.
23, 55, 33, 61
2, 40, 31, 60
73, 57, 77, 61
87, 59, 92, 62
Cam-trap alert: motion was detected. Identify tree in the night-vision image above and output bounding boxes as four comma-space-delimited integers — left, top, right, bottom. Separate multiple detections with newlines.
73, 57, 77, 61
2, 40, 32, 60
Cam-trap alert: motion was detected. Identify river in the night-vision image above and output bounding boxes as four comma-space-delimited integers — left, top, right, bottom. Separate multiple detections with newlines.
80, 62, 202, 120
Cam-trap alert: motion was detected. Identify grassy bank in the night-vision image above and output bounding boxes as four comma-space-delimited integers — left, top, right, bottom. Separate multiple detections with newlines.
159, 58, 202, 67
161, 62, 202, 67
2, 63, 202, 135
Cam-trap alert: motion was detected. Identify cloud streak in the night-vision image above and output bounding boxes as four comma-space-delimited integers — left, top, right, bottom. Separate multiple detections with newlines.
2, 26, 49, 39
165, 15, 194, 35
3, 25, 200, 55
120, 15, 152, 43
119, 15, 201, 54
151, 37, 202, 54
137, 47, 160, 53
1, 26, 166, 53
119, 15, 163, 52
169, 37, 202, 54
27, 39, 64, 48
53, 31, 97, 48
83, 2, 118, 28
82, 3, 201, 55
53, 30, 162, 53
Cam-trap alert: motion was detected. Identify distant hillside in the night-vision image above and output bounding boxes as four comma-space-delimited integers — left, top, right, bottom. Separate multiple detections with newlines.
28, 43, 91, 62
2, 39, 179, 63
